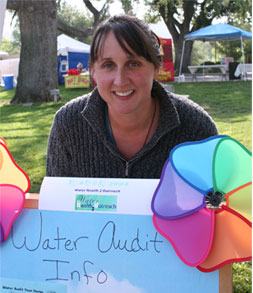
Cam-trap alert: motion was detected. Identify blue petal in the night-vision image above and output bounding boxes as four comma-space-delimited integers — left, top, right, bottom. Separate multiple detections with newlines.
171, 136, 227, 193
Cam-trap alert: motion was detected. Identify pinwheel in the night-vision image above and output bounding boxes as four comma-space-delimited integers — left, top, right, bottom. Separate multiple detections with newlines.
152, 135, 252, 272
0, 138, 30, 243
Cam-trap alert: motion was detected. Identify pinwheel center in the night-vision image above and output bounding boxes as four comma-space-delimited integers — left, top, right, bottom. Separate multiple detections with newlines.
205, 190, 224, 209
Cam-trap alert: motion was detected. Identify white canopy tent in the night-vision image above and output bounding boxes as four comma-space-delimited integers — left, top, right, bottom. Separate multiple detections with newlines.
57, 34, 90, 55
179, 23, 252, 76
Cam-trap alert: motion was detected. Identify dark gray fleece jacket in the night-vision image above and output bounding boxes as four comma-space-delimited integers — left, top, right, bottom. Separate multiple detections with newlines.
46, 81, 218, 178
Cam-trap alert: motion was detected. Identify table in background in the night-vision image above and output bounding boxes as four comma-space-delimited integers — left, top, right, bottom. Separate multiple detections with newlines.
64, 72, 90, 88
188, 65, 228, 81
234, 64, 252, 80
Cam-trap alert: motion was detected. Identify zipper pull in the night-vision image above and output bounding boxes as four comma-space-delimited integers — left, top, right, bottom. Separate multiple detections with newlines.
125, 161, 129, 177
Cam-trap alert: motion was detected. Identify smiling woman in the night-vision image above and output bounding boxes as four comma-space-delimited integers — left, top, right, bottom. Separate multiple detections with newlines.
46, 15, 218, 179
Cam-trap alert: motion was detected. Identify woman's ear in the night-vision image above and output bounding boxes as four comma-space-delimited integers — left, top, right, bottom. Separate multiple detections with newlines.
90, 67, 96, 83
153, 66, 160, 80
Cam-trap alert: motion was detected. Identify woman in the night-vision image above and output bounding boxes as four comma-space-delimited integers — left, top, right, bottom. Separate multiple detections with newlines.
46, 15, 218, 178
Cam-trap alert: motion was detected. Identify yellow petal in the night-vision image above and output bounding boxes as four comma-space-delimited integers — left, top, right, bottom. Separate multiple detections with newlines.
0, 143, 30, 193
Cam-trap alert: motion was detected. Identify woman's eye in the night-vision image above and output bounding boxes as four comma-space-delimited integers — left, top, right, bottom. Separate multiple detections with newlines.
102, 62, 113, 69
129, 61, 140, 68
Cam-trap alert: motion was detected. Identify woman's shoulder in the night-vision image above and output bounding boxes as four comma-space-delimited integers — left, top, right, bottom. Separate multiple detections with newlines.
156, 82, 218, 136
155, 81, 211, 120
169, 92, 218, 136
57, 92, 91, 115
55, 88, 101, 121
170, 92, 204, 113
169, 92, 211, 121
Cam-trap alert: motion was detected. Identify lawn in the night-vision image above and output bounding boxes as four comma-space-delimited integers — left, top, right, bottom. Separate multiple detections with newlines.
0, 80, 252, 292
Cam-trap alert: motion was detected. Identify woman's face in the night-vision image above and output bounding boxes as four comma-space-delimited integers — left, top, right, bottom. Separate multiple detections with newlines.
91, 31, 159, 116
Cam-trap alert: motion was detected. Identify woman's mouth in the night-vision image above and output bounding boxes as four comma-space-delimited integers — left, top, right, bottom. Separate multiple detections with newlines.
114, 90, 134, 97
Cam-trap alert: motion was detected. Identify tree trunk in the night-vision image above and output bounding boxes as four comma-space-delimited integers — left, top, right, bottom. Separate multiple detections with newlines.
174, 38, 193, 74
10, 0, 57, 104
162, 25, 193, 74
158, 1, 195, 74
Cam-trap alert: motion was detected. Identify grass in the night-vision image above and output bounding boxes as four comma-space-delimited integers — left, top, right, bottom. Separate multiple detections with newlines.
173, 81, 252, 150
0, 87, 90, 192
0, 80, 252, 292
233, 262, 252, 293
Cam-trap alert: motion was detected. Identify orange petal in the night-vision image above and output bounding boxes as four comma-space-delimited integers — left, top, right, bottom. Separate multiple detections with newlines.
0, 137, 7, 147
0, 143, 30, 193
225, 182, 252, 222
197, 205, 251, 272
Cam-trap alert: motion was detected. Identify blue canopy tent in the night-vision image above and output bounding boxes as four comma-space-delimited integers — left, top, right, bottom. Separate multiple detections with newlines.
179, 23, 252, 76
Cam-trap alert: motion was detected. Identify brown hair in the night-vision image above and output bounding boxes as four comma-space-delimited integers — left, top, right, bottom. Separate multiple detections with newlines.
89, 15, 161, 69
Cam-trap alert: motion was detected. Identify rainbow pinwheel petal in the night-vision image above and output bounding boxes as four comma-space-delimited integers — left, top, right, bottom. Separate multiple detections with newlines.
197, 206, 252, 272
151, 159, 206, 219
0, 142, 30, 193
153, 208, 214, 266
152, 135, 252, 272
0, 138, 30, 244
225, 183, 252, 222
0, 184, 25, 242
213, 137, 252, 194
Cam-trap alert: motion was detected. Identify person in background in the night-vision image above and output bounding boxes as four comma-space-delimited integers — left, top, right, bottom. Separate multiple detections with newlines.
77, 62, 83, 72
46, 15, 218, 178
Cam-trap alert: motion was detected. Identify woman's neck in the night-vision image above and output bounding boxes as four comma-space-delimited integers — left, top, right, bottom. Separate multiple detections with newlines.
107, 98, 159, 159
108, 98, 155, 134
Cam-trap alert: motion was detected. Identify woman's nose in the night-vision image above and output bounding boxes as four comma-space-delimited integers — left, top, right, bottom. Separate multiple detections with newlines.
113, 68, 129, 87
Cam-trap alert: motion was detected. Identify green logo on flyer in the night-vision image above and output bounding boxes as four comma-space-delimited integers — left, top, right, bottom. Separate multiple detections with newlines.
75, 195, 117, 212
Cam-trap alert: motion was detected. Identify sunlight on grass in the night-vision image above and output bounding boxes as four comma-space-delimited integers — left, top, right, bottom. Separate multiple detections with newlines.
174, 81, 252, 151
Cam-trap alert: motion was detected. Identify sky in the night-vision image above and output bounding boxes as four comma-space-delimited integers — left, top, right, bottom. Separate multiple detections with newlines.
2, 0, 172, 41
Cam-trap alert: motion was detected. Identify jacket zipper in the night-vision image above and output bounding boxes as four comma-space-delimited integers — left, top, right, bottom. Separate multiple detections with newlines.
124, 134, 165, 178
125, 161, 129, 177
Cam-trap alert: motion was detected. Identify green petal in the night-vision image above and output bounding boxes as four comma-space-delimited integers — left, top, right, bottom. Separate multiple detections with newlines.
213, 137, 252, 194
226, 183, 252, 222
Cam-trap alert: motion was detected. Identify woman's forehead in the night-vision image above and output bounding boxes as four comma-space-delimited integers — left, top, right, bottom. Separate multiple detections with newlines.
97, 31, 137, 59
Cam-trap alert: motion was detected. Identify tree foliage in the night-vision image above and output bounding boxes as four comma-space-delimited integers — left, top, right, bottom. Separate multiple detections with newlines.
1, 15, 21, 54
57, 0, 94, 43
144, 0, 252, 73
0, 37, 20, 54
213, 21, 252, 63
56, 0, 113, 40
120, 0, 138, 15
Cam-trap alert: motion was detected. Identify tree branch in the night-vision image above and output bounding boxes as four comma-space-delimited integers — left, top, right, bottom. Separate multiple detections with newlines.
57, 18, 94, 38
183, 0, 195, 28
158, 3, 180, 39
82, 0, 100, 27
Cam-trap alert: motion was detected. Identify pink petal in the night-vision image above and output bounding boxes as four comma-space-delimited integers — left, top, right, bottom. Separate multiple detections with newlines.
153, 208, 214, 267
0, 184, 25, 242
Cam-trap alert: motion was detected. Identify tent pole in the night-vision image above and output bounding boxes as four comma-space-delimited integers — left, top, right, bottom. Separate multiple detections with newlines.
215, 42, 216, 62
179, 40, 185, 79
240, 36, 246, 80
202, 41, 205, 76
